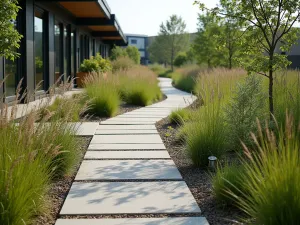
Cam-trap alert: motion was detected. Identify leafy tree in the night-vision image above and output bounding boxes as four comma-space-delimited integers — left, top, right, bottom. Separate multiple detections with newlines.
110, 46, 128, 61
196, 0, 300, 117
0, 0, 22, 60
192, 12, 224, 68
126, 46, 140, 64
174, 52, 188, 67
148, 15, 190, 71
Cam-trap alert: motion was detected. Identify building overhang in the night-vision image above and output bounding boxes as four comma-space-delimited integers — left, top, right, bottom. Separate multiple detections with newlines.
76, 14, 127, 46
36, 0, 127, 46
36, 0, 111, 19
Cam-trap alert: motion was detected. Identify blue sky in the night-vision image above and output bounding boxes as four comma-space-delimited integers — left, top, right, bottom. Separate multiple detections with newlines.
107, 0, 219, 36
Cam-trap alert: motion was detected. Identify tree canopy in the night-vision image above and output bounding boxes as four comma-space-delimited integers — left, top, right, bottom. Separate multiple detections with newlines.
195, 0, 300, 116
0, 0, 22, 60
148, 15, 190, 71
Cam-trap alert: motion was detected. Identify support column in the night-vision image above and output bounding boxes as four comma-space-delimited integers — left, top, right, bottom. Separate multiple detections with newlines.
47, 12, 55, 88
19, 0, 35, 102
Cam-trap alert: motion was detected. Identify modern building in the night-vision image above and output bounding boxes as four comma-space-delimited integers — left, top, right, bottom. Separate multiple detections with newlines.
126, 34, 149, 65
1, 0, 127, 103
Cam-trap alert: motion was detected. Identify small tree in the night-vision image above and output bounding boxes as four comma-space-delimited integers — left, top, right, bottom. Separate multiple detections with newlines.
0, 0, 22, 60
148, 15, 190, 71
196, 0, 300, 118
126, 46, 140, 64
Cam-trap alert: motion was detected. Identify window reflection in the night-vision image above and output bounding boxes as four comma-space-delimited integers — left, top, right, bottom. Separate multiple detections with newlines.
71, 31, 75, 78
54, 21, 61, 82
5, 20, 18, 96
34, 10, 44, 90
64, 27, 68, 80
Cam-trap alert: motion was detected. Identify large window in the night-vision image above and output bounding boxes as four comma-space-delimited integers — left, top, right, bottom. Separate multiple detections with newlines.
54, 20, 61, 83
131, 39, 137, 44
34, 9, 45, 90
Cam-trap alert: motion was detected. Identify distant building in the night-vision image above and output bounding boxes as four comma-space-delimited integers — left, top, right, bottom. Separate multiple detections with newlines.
126, 34, 149, 65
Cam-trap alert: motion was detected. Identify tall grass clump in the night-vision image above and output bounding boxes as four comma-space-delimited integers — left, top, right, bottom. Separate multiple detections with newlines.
169, 108, 191, 125
0, 123, 52, 225
172, 65, 201, 93
184, 68, 246, 167
84, 73, 120, 117
273, 70, 300, 129
229, 115, 300, 224
118, 66, 162, 106
185, 102, 227, 167
39, 94, 88, 122
224, 75, 267, 151
0, 80, 86, 224
111, 56, 134, 72
212, 163, 247, 205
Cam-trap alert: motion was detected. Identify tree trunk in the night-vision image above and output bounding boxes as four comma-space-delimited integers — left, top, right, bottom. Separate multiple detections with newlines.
268, 69, 274, 120
171, 48, 174, 72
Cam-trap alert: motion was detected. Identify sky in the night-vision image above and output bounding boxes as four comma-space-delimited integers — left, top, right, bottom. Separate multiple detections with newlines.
106, 0, 219, 36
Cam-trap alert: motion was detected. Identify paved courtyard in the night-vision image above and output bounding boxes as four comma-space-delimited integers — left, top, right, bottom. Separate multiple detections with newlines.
56, 78, 209, 225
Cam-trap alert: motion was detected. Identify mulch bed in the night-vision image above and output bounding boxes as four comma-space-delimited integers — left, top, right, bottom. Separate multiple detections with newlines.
35, 136, 92, 225
156, 117, 243, 225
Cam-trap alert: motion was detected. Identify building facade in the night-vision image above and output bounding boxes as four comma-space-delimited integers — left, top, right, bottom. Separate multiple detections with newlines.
1, 0, 127, 103
126, 34, 149, 65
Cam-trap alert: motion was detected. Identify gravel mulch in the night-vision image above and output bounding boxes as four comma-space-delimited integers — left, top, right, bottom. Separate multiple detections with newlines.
35, 136, 92, 225
156, 118, 243, 225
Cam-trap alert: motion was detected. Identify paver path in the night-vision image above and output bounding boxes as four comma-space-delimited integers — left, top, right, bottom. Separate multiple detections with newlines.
56, 78, 209, 225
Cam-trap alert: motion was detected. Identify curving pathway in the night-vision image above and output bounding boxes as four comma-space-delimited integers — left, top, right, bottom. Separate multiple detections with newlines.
55, 78, 209, 225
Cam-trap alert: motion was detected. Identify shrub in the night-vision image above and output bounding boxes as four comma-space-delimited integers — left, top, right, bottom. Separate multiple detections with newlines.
224, 75, 266, 151
126, 46, 140, 64
230, 115, 300, 225
94, 53, 112, 72
174, 52, 188, 67
212, 163, 247, 205
110, 46, 128, 61
79, 53, 111, 73
111, 56, 135, 72
169, 108, 190, 125
84, 73, 120, 117
118, 66, 162, 106
79, 58, 99, 73
185, 103, 227, 167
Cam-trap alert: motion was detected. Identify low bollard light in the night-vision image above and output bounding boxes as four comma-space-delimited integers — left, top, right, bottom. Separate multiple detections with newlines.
208, 156, 217, 171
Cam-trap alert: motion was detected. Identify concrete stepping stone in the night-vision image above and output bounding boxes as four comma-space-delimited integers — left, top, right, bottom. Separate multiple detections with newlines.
117, 115, 165, 118
101, 120, 156, 125
105, 117, 160, 122
96, 125, 156, 130
75, 160, 182, 180
88, 143, 166, 150
95, 129, 158, 135
59, 181, 201, 215
84, 150, 170, 159
90, 134, 163, 144
71, 122, 99, 136
55, 217, 209, 225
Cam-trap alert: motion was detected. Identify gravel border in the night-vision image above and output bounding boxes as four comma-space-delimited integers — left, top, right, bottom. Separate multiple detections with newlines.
155, 117, 243, 225
35, 136, 92, 225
